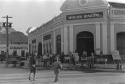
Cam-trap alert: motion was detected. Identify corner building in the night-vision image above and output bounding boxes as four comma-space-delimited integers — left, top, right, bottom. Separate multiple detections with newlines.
28, 0, 125, 61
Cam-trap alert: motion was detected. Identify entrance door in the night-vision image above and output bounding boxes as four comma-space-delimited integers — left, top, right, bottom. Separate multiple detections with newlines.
77, 31, 94, 56
38, 42, 42, 56
117, 32, 125, 61
117, 32, 125, 55
21, 50, 25, 57
56, 35, 61, 54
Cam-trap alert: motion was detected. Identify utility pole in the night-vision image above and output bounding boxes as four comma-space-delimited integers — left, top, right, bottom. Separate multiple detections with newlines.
2, 15, 12, 66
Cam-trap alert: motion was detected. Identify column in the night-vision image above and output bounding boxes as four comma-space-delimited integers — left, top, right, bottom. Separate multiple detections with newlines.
61, 28, 64, 53
28, 39, 30, 54
102, 22, 108, 54
69, 24, 74, 52
110, 22, 115, 52
96, 23, 101, 55
63, 25, 68, 54
53, 31, 56, 54
41, 35, 43, 55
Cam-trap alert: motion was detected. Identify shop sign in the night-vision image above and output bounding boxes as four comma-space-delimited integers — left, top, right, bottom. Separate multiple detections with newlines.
66, 12, 103, 20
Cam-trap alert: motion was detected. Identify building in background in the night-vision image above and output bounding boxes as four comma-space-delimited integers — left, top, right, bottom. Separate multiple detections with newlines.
28, 0, 125, 61
0, 24, 28, 57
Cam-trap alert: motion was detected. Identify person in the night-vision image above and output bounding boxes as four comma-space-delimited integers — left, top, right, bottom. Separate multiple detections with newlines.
43, 54, 48, 68
100, 51, 103, 57
83, 51, 87, 57
49, 54, 52, 65
73, 51, 79, 65
69, 52, 75, 65
53, 55, 62, 82
80, 51, 87, 65
89, 52, 94, 69
60, 52, 64, 63
29, 54, 36, 81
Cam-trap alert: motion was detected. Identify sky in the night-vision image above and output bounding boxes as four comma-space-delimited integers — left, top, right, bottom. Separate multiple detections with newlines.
0, 0, 125, 35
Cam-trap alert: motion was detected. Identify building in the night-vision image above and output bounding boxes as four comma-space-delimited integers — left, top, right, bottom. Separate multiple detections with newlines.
28, 0, 125, 61
0, 25, 28, 57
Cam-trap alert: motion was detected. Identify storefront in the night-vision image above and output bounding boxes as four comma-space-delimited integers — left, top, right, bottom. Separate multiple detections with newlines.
28, 0, 125, 61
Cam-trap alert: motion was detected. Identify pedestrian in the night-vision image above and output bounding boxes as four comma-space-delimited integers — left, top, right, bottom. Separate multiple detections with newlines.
60, 52, 64, 63
43, 54, 48, 68
89, 52, 94, 69
49, 54, 53, 65
83, 51, 87, 57
29, 54, 36, 81
73, 51, 79, 65
53, 54, 62, 82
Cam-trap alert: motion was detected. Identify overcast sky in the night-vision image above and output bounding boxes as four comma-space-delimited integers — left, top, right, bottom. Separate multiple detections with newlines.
0, 0, 124, 35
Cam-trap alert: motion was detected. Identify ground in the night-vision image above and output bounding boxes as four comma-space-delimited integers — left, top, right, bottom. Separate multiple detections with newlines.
0, 63, 125, 84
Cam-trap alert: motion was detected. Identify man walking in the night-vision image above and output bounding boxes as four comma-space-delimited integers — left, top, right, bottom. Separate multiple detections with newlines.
53, 55, 62, 82
29, 54, 36, 81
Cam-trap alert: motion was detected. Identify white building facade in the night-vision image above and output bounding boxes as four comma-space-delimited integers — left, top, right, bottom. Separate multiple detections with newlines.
28, 0, 125, 61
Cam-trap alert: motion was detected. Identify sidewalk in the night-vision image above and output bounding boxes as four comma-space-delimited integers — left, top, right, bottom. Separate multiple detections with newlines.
61, 63, 125, 72
13, 61, 125, 72
0, 63, 29, 74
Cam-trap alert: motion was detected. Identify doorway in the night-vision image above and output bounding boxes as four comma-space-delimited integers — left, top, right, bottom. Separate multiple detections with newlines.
56, 35, 61, 54
117, 32, 125, 55
21, 50, 25, 57
77, 31, 94, 56
117, 32, 125, 61
38, 42, 42, 56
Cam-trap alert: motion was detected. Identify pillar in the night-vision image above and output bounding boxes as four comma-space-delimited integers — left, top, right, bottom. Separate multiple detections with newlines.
61, 28, 64, 53
41, 35, 43, 55
102, 22, 108, 54
69, 24, 74, 52
96, 23, 101, 55
63, 25, 68, 54
110, 22, 115, 52
53, 31, 56, 54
